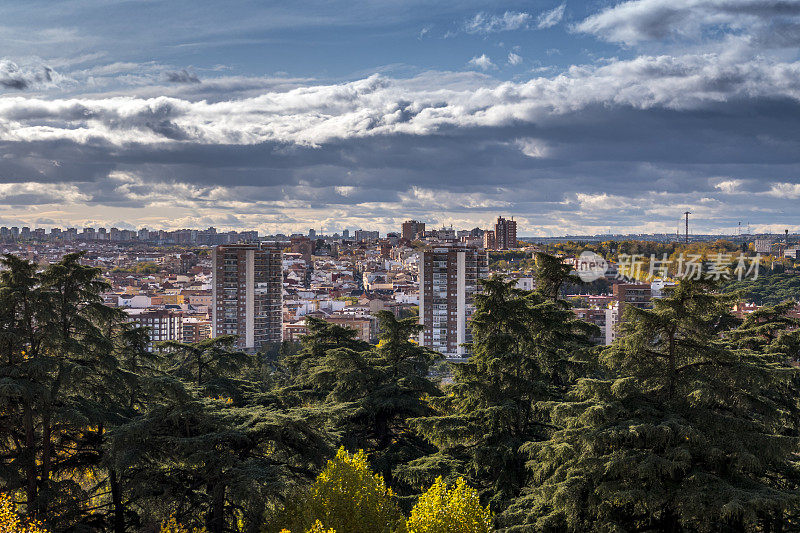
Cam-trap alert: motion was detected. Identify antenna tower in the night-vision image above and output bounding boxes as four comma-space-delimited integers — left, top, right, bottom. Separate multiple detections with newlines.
683, 211, 691, 244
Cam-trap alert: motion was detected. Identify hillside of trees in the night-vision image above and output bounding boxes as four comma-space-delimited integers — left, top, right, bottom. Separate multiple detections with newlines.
721, 270, 800, 306
2, 252, 800, 532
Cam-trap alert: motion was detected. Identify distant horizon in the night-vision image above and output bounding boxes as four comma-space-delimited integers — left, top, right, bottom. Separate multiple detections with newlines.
2, 221, 798, 242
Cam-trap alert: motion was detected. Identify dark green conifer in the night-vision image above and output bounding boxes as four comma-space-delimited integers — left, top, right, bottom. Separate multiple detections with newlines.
533, 251, 582, 302
509, 280, 800, 531
408, 275, 596, 511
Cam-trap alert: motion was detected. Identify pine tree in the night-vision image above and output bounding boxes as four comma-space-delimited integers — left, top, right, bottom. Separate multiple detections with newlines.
509, 280, 800, 531
533, 252, 582, 302
111, 335, 331, 533
277, 317, 373, 407
358, 311, 440, 490
728, 300, 800, 360
0, 253, 141, 530
0, 254, 45, 517
297, 317, 371, 361
408, 276, 596, 511
87, 316, 158, 532
159, 335, 253, 398
280, 313, 440, 495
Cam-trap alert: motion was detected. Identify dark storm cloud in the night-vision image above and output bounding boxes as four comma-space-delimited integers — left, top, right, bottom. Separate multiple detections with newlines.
2, 49, 800, 231
1, 78, 28, 90
2, 91, 800, 218
576, 0, 800, 48
0, 61, 61, 91
164, 69, 201, 84
0, 60, 29, 90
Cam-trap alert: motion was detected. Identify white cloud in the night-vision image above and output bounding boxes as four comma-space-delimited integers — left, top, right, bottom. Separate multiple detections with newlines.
514, 138, 549, 158
467, 54, 496, 70
461, 6, 565, 35
575, 192, 629, 210
401, 186, 511, 209
537, 4, 566, 29
0, 58, 66, 91
507, 52, 523, 65
1, 52, 798, 149
0, 49, 799, 236
464, 11, 532, 34
575, 0, 800, 47
335, 185, 356, 196
714, 179, 743, 193
0, 182, 89, 203
766, 182, 800, 199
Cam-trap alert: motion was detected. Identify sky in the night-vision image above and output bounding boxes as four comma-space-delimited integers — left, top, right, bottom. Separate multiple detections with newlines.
1, 0, 800, 236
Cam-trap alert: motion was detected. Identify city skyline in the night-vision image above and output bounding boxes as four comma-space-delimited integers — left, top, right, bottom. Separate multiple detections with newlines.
1, 1, 800, 235
2, 218, 800, 240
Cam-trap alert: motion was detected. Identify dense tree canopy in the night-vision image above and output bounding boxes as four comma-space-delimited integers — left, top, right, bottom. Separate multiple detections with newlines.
406, 276, 597, 512
506, 280, 800, 531
721, 271, 800, 306
2, 252, 799, 532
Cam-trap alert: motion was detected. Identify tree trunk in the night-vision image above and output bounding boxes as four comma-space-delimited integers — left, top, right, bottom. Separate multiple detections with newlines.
667, 330, 677, 400
110, 469, 125, 533
40, 410, 52, 514
206, 482, 225, 533
23, 402, 37, 514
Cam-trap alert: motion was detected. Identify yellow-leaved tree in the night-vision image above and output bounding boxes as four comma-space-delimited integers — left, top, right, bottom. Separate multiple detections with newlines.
159, 516, 207, 533
0, 493, 49, 533
284, 520, 336, 533
406, 477, 492, 533
275, 447, 403, 533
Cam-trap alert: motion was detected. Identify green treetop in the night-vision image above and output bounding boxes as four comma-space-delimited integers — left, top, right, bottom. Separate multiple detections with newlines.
408, 275, 596, 511
510, 280, 800, 531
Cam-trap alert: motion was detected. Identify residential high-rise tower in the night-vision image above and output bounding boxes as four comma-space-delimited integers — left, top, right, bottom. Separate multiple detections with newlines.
402, 220, 426, 241
418, 244, 488, 358
494, 216, 517, 250
212, 242, 283, 351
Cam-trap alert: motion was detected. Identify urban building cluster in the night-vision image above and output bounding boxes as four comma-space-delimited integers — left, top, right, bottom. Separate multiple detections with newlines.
0, 225, 258, 245
0, 219, 795, 359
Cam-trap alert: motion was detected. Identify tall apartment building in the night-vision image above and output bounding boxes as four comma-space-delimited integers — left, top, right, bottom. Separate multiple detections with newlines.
402, 220, 426, 242
482, 230, 495, 250
354, 229, 380, 242
605, 282, 652, 344
754, 238, 772, 254
212, 242, 283, 351
612, 282, 652, 311
494, 216, 517, 250
573, 307, 607, 345
183, 317, 212, 343
291, 236, 314, 264
418, 245, 489, 358
126, 308, 184, 352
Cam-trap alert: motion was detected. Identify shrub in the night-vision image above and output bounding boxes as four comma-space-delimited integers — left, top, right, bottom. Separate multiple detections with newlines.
406, 477, 492, 533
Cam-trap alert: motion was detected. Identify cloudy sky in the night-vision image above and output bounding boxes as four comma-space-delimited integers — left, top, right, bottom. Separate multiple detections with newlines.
1, 0, 800, 236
